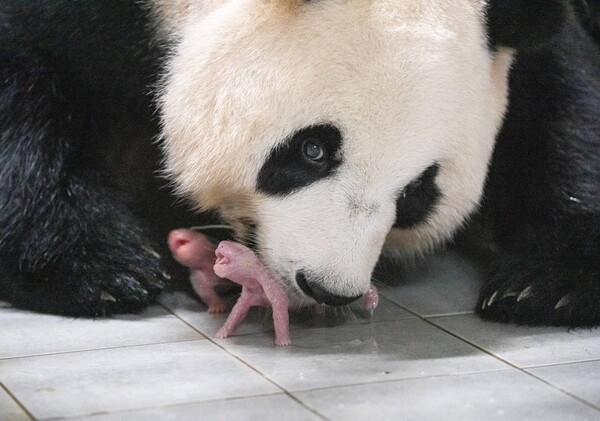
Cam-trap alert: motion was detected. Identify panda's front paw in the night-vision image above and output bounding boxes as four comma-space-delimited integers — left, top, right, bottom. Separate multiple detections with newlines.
477, 253, 600, 327
2, 241, 167, 318
11, 216, 168, 317
42, 237, 168, 317
90, 243, 167, 315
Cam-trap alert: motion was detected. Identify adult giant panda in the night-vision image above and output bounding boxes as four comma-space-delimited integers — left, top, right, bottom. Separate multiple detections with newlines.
0, 0, 598, 326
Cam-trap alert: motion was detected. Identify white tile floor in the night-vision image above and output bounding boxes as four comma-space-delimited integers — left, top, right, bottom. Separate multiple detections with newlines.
1, 250, 599, 420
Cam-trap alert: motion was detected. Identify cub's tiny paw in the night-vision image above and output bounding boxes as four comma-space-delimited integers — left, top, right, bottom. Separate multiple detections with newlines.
214, 327, 231, 339
275, 338, 291, 346
207, 303, 228, 314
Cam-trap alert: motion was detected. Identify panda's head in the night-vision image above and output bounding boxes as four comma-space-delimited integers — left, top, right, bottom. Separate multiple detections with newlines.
160, 0, 513, 306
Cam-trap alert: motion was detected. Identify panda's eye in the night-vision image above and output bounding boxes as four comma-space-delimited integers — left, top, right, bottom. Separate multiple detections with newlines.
303, 139, 325, 162
257, 124, 343, 196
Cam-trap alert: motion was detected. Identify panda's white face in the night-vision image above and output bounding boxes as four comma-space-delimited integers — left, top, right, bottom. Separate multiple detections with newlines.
160, 0, 512, 305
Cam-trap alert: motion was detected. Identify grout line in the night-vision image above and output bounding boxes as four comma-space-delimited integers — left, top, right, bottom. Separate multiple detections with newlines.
421, 317, 600, 412
522, 358, 600, 370
52, 392, 289, 420
159, 303, 330, 421
0, 381, 36, 421
425, 311, 475, 318
287, 370, 512, 396
520, 372, 600, 412
0, 338, 206, 362
372, 300, 600, 412
378, 295, 475, 319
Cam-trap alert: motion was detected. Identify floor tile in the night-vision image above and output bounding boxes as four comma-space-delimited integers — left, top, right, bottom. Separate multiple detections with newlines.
0, 386, 30, 421
0, 341, 279, 420
379, 251, 483, 317
160, 291, 413, 340
215, 318, 507, 391
0, 306, 204, 359
433, 314, 600, 367
72, 394, 323, 421
528, 360, 600, 408
295, 370, 600, 421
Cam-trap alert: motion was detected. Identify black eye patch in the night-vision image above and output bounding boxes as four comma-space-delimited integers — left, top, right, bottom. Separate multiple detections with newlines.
257, 124, 343, 196
393, 164, 441, 229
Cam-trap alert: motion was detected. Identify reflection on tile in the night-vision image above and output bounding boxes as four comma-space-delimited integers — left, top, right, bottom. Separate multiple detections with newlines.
216, 319, 507, 391
433, 314, 600, 367
0, 387, 30, 421
73, 394, 322, 421
379, 251, 483, 317
0, 306, 204, 359
529, 361, 600, 408
296, 370, 600, 421
0, 341, 279, 420
290, 296, 414, 329
160, 291, 413, 341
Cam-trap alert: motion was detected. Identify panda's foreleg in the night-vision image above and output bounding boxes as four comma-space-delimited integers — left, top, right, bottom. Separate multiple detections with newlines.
0, 53, 166, 317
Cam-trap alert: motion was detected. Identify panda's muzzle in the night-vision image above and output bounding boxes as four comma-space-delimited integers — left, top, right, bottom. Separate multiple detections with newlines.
295, 272, 361, 306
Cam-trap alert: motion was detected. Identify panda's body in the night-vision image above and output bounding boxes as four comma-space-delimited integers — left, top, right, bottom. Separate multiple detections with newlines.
0, 0, 598, 325
480, 3, 600, 325
0, 1, 174, 315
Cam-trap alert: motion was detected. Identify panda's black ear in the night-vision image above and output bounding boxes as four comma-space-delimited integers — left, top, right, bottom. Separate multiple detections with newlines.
486, 0, 570, 50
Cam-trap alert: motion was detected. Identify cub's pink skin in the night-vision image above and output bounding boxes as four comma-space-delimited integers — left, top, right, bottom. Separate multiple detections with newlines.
213, 240, 291, 346
167, 229, 227, 313
169, 230, 381, 346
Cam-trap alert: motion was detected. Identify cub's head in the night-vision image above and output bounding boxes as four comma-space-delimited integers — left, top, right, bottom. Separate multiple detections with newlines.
159, 0, 513, 306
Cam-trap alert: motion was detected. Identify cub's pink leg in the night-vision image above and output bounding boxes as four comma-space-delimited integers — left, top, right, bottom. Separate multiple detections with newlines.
213, 240, 292, 346
263, 281, 291, 346
190, 271, 227, 314
214, 297, 252, 339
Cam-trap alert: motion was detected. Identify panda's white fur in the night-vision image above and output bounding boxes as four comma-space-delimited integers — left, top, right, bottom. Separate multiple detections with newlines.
160, 0, 513, 304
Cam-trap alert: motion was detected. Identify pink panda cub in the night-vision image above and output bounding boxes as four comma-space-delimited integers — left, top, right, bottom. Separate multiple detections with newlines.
168, 228, 379, 346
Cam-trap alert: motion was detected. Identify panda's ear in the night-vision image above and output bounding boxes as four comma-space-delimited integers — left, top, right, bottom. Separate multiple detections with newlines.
486, 0, 570, 50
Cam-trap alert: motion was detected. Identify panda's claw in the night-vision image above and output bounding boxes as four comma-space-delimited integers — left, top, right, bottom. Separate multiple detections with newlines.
487, 290, 499, 307
517, 286, 533, 302
101, 291, 117, 302
555, 295, 572, 310
142, 245, 161, 259
478, 252, 600, 327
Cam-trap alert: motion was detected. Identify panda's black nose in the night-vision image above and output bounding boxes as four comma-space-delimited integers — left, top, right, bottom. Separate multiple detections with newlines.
295, 272, 361, 306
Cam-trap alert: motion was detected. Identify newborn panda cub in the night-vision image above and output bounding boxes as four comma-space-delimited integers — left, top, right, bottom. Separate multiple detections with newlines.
168, 229, 379, 346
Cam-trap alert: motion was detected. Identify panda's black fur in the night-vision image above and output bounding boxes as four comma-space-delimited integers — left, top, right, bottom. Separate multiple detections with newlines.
0, 0, 599, 325
0, 1, 198, 316
480, 0, 600, 326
